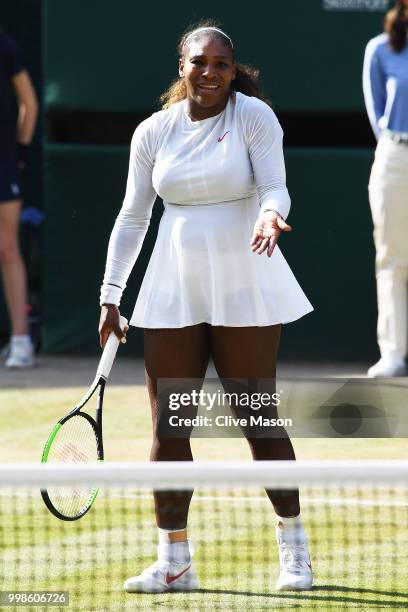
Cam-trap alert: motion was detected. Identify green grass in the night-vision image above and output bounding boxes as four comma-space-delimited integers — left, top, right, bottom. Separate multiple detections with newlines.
1, 488, 407, 610
0, 385, 408, 610
1, 385, 407, 462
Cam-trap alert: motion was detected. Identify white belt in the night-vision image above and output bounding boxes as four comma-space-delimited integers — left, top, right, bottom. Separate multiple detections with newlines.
383, 129, 408, 145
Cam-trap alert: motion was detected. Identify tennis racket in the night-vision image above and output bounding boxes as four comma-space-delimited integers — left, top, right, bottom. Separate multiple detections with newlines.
40, 316, 127, 521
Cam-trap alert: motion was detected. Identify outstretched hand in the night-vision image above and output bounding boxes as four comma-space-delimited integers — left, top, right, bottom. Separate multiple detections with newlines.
250, 210, 292, 257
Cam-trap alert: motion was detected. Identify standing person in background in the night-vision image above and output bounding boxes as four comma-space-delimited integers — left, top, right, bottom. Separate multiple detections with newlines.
363, 0, 408, 377
0, 29, 38, 368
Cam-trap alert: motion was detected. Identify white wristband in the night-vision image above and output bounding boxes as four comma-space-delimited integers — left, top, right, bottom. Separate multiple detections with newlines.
100, 283, 123, 307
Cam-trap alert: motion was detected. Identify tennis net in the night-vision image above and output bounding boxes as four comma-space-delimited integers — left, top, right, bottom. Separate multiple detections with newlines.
1, 460, 407, 610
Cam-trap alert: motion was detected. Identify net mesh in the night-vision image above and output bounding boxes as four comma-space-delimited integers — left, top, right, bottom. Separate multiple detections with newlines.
1, 461, 408, 611
43, 415, 99, 518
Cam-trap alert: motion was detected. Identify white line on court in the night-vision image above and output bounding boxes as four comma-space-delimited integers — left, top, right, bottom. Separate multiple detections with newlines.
3, 492, 407, 507
101, 492, 408, 507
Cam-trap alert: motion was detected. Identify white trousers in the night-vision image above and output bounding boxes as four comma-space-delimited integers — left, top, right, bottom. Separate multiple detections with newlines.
369, 137, 408, 360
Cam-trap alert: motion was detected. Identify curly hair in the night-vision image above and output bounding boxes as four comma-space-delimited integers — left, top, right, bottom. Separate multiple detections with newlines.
159, 19, 270, 109
385, 0, 408, 52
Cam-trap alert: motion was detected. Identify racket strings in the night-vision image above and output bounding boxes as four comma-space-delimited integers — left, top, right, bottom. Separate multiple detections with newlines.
46, 414, 99, 518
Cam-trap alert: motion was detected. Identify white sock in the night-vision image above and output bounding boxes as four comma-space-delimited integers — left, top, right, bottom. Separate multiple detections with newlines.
157, 541, 191, 563
276, 514, 308, 547
276, 514, 302, 528
157, 528, 190, 563
11, 335, 31, 347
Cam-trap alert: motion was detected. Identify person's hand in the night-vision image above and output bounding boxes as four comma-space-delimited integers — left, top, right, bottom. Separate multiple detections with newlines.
98, 304, 128, 348
250, 210, 292, 258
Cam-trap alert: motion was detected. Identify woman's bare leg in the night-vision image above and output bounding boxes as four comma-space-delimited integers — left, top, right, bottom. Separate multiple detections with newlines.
0, 200, 28, 335
209, 325, 300, 517
144, 324, 211, 529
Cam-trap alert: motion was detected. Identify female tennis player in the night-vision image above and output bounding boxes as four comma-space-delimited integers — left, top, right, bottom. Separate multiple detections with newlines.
99, 22, 313, 593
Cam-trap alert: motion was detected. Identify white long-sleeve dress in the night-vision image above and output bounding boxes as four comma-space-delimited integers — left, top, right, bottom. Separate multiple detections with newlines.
100, 91, 313, 328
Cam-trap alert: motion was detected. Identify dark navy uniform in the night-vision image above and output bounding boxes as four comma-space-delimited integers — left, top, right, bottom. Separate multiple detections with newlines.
0, 31, 24, 202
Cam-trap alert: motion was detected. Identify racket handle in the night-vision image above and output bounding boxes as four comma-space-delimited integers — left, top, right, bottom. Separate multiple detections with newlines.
96, 316, 128, 380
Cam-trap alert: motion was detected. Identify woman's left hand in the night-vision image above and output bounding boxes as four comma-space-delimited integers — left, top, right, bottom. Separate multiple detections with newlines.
250, 210, 292, 257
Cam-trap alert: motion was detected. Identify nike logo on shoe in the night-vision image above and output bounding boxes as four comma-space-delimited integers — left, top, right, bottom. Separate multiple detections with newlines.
165, 565, 191, 585
218, 131, 230, 142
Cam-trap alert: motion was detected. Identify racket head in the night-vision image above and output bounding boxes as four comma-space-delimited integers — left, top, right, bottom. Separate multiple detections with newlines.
41, 411, 103, 521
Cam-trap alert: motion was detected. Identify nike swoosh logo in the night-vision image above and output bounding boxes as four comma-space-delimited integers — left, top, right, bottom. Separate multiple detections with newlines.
306, 561, 312, 570
218, 131, 230, 142
165, 565, 191, 585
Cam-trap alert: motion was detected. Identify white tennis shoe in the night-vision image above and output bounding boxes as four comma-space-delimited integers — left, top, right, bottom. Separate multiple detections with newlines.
124, 541, 198, 593
5, 337, 34, 369
275, 521, 313, 591
367, 357, 406, 378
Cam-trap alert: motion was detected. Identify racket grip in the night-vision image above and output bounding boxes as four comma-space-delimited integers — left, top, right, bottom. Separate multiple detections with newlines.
96, 316, 128, 380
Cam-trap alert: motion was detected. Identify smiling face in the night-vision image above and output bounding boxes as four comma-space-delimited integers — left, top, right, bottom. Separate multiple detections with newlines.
179, 34, 236, 120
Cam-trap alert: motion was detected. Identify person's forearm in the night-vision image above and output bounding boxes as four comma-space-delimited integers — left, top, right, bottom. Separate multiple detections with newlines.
17, 99, 38, 144
100, 208, 152, 306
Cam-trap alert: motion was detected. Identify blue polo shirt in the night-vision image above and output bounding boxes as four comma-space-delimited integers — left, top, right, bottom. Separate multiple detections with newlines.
363, 33, 408, 139
0, 30, 24, 157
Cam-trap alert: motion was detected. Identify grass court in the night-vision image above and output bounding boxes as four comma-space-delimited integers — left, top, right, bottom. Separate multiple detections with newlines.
1, 377, 407, 610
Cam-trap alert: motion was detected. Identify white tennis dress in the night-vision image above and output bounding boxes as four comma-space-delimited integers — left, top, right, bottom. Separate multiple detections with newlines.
100, 91, 313, 328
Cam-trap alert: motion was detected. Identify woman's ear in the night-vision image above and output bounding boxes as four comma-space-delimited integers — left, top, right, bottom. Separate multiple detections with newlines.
179, 57, 184, 78
231, 64, 237, 81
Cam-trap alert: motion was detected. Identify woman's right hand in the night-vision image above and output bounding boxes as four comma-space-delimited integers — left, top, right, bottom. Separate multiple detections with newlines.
99, 304, 128, 348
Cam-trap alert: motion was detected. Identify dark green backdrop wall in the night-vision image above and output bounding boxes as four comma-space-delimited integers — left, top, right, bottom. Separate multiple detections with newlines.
43, 0, 387, 113
12, 0, 393, 359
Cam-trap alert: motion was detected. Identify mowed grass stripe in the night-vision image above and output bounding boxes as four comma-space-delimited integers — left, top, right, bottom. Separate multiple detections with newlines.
1, 385, 408, 462
2, 500, 408, 609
